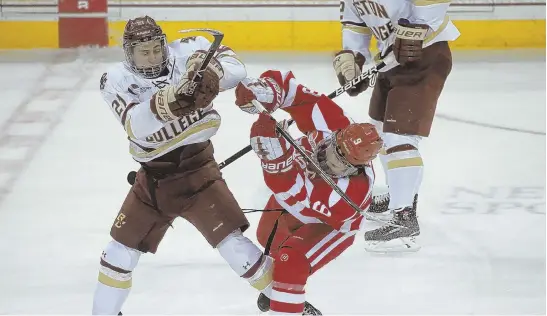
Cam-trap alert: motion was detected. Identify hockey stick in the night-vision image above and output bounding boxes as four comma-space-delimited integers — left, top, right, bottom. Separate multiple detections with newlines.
250, 100, 405, 228
128, 62, 385, 183
178, 28, 224, 97
217, 61, 386, 170
126, 29, 224, 186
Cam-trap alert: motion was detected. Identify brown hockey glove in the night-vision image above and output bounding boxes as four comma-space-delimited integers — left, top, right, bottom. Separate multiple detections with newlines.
393, 19, 429, 66
333, 50, 367, 97
150, 54, 223, 121
186, 50, 225, 81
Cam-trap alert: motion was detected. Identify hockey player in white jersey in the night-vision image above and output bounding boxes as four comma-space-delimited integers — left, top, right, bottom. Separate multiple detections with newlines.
334, 0, 460, 252
92, 16, 276, 314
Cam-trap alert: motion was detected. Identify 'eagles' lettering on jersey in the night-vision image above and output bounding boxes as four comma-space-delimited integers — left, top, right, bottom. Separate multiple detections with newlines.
370, 21, 395, 41
352, 0, 389, 19
352, 0, 393, 41
340, 0, 461, 71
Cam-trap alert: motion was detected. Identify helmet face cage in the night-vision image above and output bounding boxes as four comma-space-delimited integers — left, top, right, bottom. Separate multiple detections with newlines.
124, 35, 168, 79
314, 133, 358, 179
122, 16, 169, 79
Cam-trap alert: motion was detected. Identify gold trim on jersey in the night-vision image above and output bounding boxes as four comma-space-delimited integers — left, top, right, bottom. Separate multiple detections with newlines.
125, 118, 137, 140
251, 267, 273, 291
387, 157, 424, 169
425, 15, 450, 44
98, 272, 132, 289
129, 119, 221, 160
343, 24, 373, 35
413, 0, 451, 5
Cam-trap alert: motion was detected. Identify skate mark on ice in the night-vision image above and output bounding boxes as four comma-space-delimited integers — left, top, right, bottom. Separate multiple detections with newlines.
0, 51, 91, 206
436, 113, 545, 136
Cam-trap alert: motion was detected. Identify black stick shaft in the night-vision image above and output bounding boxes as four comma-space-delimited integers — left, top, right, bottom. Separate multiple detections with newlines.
218, 61, 386, 169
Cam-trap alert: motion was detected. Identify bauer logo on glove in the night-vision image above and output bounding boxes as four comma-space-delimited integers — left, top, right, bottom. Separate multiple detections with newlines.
333, 50, 368, 97
393, 19, 429, 65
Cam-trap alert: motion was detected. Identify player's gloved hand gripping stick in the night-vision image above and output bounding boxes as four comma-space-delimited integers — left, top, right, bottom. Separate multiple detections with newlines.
218, 61, 386, 170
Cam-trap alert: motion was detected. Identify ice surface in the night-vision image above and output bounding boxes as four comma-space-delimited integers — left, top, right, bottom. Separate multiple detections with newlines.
0, 49, 544, 314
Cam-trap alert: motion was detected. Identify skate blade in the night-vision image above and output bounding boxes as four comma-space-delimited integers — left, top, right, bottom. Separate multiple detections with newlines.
364, 236, 421, 253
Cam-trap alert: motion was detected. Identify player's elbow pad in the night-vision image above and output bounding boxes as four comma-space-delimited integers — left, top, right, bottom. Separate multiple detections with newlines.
220, 58, 247, 90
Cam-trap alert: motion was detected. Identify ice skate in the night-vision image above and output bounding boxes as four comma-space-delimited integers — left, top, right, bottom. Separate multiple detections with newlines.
364, 206, 421, 253
366, 192, 391, 220
257, 293, 322, 315
366, 193, 418, 221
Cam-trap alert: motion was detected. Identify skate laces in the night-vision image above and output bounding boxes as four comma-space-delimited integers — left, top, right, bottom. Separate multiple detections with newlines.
374, 193, 389, 206
377, 208, 408, 232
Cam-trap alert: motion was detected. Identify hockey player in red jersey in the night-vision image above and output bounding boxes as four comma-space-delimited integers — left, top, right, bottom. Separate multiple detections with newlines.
234, 69, 383, 314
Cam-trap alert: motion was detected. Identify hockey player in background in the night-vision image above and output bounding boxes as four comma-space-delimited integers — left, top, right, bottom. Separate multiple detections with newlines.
93, 16, 276, 314
234, 68, 383, 314
333, 0, 460, 251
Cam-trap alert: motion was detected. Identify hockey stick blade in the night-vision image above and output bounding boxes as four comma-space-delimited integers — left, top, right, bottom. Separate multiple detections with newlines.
250, 100, 405, 228
178, 28, 224, 97
179, 28, 224, 37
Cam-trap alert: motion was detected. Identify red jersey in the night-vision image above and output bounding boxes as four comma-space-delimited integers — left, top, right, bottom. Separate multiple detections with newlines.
255, 69, 375, 233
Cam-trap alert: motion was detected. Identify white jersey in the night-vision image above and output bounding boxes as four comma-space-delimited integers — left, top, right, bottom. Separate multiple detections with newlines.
341, 0, 460, 68
100, 36, 246, 162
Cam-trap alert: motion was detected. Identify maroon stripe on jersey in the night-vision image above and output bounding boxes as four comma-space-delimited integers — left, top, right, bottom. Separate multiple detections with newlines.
215, 45, 233, 54
342, 21, 368, 28
121, 102, 137, 126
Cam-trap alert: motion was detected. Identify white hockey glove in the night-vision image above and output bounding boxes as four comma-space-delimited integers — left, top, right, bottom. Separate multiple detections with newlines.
333, 50, 367, 97
250, 114, 294, 174
234, 77, 283, 114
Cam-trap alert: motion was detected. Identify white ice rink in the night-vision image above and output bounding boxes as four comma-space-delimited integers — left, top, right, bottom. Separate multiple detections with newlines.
0, 49, 544, 315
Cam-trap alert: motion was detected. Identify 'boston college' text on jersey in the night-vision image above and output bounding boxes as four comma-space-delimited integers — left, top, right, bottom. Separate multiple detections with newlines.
341, 0, 460, 64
